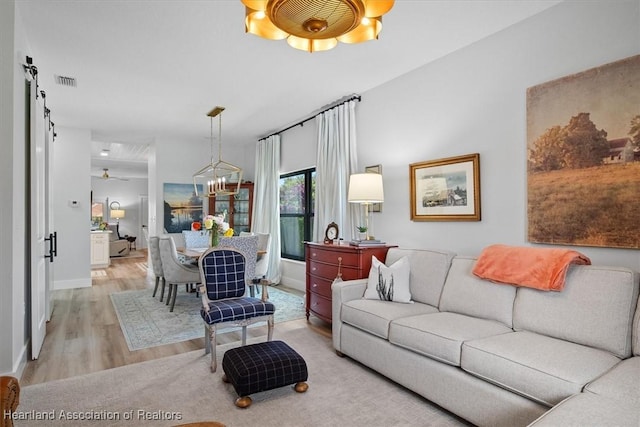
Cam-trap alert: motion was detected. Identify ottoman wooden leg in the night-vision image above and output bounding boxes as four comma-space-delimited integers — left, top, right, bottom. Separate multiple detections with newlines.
294, 382, 308, 393
235, 396, 252, 408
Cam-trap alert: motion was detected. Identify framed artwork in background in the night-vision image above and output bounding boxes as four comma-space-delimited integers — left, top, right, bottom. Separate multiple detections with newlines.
409, 153, 481, 221
364, 164, 382, 213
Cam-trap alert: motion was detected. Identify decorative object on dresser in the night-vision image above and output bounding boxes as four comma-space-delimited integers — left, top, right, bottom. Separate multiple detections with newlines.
347, 172, 384, 242
323, 222, 339, 244
305, 241, 396, 323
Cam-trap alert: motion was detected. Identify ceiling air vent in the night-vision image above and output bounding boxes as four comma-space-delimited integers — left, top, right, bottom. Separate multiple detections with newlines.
54, 74, 77, 87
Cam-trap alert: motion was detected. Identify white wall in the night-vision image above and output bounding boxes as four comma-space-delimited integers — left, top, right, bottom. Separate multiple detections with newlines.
52, 127, 92, 289
1, 0, 30, 377
358, 0, 640, 270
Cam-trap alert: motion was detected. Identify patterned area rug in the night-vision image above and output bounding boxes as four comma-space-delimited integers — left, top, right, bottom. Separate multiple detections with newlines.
110, 287, 305, 351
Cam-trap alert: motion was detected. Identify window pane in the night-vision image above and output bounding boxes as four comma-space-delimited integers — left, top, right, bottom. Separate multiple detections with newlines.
280, 174, 306, 214
310, 170, 316, 214
280, 216, 305, 259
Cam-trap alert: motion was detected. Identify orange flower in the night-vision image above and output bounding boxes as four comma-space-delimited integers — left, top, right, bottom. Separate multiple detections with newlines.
192, 221, 202, 231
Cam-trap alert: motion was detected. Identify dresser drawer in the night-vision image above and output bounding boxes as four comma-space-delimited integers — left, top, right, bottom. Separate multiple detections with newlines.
307, 274, 332, 298
309, 260, 362, 281
308, 292, 332, 322
307, 247, 360, 267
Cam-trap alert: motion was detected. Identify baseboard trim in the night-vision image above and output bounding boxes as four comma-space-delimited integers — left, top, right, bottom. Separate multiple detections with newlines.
54, 278, 91, 290
0, 343, 27, 379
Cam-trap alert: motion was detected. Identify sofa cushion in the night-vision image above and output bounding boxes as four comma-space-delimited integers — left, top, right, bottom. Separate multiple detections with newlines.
461, 331, 621, 407
513, 265, 640, 359
364, 256, 412, 303
389, 312, 513, 366
440, 257, 516, 328
384, 248, 455, 306
527, 392, 640, 427
585, 357, 640, 403
341, 299, 437, 339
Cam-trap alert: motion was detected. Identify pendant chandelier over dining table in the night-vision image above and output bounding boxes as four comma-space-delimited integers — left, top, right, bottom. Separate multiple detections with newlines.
193, 106, 243, 198
241, 0, 395, 52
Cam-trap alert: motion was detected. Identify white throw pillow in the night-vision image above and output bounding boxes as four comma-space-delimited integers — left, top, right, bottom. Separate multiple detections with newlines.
364, 255, 412, 303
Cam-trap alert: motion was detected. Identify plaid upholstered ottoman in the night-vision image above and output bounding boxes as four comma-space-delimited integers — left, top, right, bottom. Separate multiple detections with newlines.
222, 340, 308, 408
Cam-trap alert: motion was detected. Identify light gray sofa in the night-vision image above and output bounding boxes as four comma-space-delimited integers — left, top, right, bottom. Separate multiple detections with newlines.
332, 248, 640, 427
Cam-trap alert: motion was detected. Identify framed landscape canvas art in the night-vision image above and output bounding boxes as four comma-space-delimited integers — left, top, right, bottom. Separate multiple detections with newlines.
527, 54, 640, 249
163, 183, 204, 233
409, 153, 481, 222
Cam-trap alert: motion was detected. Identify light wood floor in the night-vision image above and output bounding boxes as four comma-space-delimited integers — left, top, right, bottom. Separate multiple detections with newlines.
20, 251, 330, 386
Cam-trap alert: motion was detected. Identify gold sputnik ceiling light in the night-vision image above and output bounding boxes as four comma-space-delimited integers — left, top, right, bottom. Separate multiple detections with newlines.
241, 0, 395, 52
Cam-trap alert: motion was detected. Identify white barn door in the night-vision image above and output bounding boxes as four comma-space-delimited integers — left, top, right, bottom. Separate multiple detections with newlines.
29, 82, 48, 359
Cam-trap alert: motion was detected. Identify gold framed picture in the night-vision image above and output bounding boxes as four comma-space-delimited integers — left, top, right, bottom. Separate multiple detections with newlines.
409, 153, 481, 221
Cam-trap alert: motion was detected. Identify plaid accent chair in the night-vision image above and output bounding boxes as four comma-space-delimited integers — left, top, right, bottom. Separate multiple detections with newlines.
198, 248, 275, 372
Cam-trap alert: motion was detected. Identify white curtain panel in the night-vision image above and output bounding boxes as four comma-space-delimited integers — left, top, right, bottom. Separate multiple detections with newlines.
252, 134, 282, 284
314, 100, 359, 242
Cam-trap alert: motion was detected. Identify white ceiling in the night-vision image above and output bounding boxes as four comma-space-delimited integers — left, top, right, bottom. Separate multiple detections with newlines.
16, 0, 561, 178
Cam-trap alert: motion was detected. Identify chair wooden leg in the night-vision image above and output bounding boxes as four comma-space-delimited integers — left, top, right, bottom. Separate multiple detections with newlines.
165, 284, 173, 306
169, 285, 178, 312
209, 325, 217, 373
159, 278, 166, 302
204, 324, 211, 355
152, 276, 160, 297
267, 315, 274, 341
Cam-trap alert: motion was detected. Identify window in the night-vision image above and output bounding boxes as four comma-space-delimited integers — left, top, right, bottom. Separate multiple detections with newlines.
279, 168, 315, 260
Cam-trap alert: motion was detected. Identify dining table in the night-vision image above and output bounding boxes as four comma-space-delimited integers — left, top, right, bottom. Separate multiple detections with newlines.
177, 247, 267, 260
177, 246, 270, 301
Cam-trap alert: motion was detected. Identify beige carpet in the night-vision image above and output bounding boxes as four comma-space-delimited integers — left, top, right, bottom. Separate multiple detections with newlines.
18, 321, 468, 427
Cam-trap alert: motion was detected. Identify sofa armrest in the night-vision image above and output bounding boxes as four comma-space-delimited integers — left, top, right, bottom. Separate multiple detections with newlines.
332, 278, 367, 353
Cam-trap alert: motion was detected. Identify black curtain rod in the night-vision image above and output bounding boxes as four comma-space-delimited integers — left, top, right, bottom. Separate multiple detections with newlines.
260, 94, 361, 141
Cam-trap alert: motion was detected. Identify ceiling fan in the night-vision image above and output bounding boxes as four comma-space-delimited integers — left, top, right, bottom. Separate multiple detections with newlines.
101, 168, 129, 181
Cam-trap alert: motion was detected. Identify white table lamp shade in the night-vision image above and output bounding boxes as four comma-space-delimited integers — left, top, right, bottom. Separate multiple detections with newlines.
110, 209, 125, 219
348, 173, 384, 203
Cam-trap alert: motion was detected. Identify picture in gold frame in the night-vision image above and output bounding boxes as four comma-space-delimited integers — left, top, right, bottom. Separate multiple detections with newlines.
409, 153, 481, 221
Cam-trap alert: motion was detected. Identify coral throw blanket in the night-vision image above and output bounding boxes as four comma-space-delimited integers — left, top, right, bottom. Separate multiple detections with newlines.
472, 244, 591, 291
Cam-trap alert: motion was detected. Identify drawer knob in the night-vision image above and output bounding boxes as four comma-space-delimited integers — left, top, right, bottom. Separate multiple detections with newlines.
312, 283, 317, 288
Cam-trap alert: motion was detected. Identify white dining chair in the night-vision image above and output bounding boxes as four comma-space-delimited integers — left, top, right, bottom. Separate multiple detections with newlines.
158, 236, 201, 312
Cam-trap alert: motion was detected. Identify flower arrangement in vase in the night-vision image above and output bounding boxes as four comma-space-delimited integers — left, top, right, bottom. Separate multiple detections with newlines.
203, 211, 234, 247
